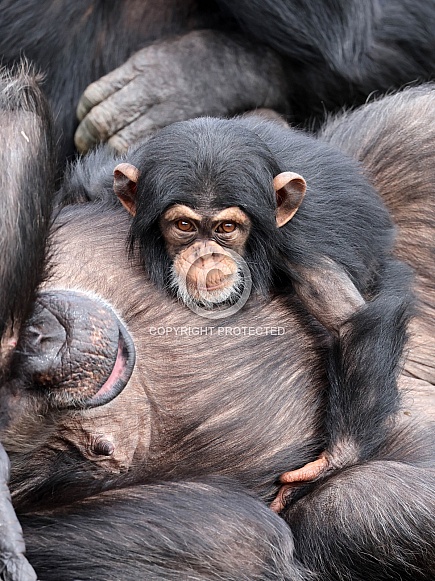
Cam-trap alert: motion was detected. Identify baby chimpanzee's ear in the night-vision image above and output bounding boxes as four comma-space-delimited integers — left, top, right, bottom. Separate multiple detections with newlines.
113, 163, 141, 216
273, 172, 306, 227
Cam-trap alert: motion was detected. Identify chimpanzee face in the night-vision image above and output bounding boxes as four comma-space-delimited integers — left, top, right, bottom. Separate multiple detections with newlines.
112, 159, 306, 310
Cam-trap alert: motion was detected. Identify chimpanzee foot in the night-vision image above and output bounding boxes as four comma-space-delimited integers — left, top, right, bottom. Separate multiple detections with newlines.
0, 444, 37, 581
270, 452, 330, 513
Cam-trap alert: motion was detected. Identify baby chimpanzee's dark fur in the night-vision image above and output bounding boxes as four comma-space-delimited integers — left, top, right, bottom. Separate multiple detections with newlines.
129, 116, 393, 295
115, 116, 412, 479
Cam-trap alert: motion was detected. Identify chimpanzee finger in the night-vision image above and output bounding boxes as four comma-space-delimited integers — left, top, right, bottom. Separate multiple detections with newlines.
107, 100, 215, 152
75, 30, 290, 154
76, 59, 138, 122
2, 555, 38, 581
107, 115, 157, 152
74, 75, 162, 153
75, 42, 184, 152
0, 444, 37, 581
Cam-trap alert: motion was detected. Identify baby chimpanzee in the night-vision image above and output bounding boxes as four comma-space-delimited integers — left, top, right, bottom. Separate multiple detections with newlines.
112, 116, 412, 495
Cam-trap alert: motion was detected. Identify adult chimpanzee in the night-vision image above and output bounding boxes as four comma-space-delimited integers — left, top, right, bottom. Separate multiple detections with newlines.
2, 1, 435, 161
0, 67, 138, 580
73, 0, 435, 152
0, 0, 288, 162
0, 68, 433, 580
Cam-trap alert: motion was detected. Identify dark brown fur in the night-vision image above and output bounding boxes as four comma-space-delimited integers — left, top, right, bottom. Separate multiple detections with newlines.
1, 71, 435, 580
320, 86, 435, 408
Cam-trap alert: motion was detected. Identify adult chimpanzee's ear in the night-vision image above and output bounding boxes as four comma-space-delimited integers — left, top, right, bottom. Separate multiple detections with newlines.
113, 163, 141, 216
273, 172, 307, 227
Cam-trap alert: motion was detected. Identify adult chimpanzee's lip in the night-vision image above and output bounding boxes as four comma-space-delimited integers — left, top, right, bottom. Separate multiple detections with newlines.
23, 289, 137, 410
84, 320, 136, 409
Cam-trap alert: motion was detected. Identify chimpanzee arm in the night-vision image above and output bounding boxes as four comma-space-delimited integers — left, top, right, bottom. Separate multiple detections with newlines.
215, 0, 378, 78
0, 75, 53, 367
74, 30, 289, 153
291, 259, 365, 333
293, 256, 412, 453
21, 480, 307, 581
216, 0, 435, 86
273, 257, 413, 511
0, 66, 54, 580
216, 0, 435, 119
324, 260, 412, 458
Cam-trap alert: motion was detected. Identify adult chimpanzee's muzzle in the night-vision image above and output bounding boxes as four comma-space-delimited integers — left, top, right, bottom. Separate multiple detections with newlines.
19, 290, 135, 409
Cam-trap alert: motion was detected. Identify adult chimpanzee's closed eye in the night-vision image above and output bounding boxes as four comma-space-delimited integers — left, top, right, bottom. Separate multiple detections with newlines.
113, 116, 413, 501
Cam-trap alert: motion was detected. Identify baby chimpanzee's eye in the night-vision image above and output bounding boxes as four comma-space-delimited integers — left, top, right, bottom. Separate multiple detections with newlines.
216, 222, 236, 233
176, 220, 195, 232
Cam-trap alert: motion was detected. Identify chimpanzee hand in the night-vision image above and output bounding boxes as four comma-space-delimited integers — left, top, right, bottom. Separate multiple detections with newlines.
74, 30, 289, 153
0, 444, 37, 581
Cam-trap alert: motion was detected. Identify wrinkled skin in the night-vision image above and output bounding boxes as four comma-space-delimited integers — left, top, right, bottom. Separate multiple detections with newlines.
75, 30, 288, 153
20, 291, 135, 408
0, 445, 36, 581
0, 0, 289, 162
75, 0, 435, 153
